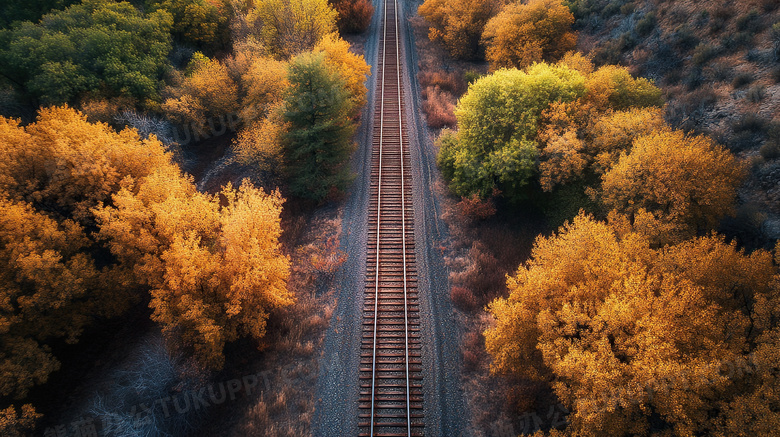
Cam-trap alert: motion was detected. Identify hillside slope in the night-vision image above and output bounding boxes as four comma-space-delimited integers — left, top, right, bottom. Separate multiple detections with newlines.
575, 0, 779, 217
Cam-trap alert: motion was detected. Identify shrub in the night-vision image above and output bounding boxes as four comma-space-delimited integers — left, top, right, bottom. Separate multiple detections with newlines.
732, 73, 753, 88
456, 193, 497, 220
464, 70, 482, 85
735, 9, 761, 33
692, 43, 719, 66
672, 25, 699, 52
722, 32, 753, 50
684, 68, 704, 90
418, 70, 467, 95
462, 331, 483, 371
760, 141, 780, 160
746, 84, 765, 103
710, 6, 731, 34
602, 0, 621, 17
635, 12, 656, 36
330, 0, 374, 34
745, 48, 764, 63
451, 286, 479, 311
421, 86, 457, 128
733, 114, 768, 134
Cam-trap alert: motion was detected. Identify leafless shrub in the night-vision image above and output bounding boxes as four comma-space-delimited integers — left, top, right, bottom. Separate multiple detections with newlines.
114, 110, 177, 145
87, 336, 202, 437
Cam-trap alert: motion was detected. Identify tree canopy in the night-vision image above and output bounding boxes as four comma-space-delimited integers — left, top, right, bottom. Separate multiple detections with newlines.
438, 63, 586, 201
486, 213, 780, 436
0, 0, 173, 106
162, 53, 240, 129
281, 51, 355, 201
601, 130, 745, 245
144, 0, 230, 49
329, 0, 374, 34
247, 0, 338, 59
482, 0, 576, 70
96, 177, 292, 369
418, 0, 506, 60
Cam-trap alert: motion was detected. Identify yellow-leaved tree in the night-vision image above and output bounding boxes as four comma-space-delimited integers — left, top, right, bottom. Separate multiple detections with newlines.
314, 33, 371, 112
247, 0, 338, 59
96, 171, 292, 369
481, 0, 576, 70
0, 106, 180, 414
0, 107, 173, 224
162, 53, 240, 130
486, 213, 780, 436
0, 198, 98, 398
239, 55, 289, 124
601, 130, 745, 245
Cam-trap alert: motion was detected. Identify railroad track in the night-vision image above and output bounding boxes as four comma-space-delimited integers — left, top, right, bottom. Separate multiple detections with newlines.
358, 0, 423, 435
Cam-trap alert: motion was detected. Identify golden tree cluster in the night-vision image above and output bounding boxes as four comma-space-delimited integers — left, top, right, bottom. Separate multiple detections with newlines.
486, 213, 780, 436
0, 107, 293, 419
419, 0, 575, 69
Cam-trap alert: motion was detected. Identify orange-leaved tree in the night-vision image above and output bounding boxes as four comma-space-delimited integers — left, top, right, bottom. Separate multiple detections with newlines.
481, 0, 576, 70
486, 213, 780, 436
95, 173, 293, 369
418, 0, 506, 60
0, 106, 179, 402
600, 130, 745, 245
0, 106, 174, 225
329, 0, 374, 34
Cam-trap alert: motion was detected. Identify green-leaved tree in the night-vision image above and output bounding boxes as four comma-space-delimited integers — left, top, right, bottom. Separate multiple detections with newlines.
282, 51, 355, 201
0, 0, 172, 106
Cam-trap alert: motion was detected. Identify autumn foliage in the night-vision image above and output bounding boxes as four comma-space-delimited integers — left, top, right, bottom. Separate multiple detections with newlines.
485, 213, 780, 436
418, 0, 506, 60
97, 179, 292, 369
329, 0, 374, 34
162, 52, 240, 130
247, 0, 338, 59
0, 106, 293, 402
601, 130, 745, 245
482, 0, 576, 70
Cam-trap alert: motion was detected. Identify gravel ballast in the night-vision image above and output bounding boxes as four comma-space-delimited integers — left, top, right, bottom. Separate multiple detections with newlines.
312, 0, 467, 435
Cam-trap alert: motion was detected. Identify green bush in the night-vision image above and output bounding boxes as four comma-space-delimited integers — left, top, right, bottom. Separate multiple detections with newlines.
440, 64, 586, 201
464, 70, 482, 85
736, 8, 762, 33
732, 73, 753, 88
0, 0, 173, 106
692, 43, 719, 66
672, 25, 699, 51
635, 12, 656, 36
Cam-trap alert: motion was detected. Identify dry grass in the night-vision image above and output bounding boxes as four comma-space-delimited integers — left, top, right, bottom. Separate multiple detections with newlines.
233, 213, 343, 436
194, 210, 343, 437
434, 174, 552, 435
410, 16, 486, 130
